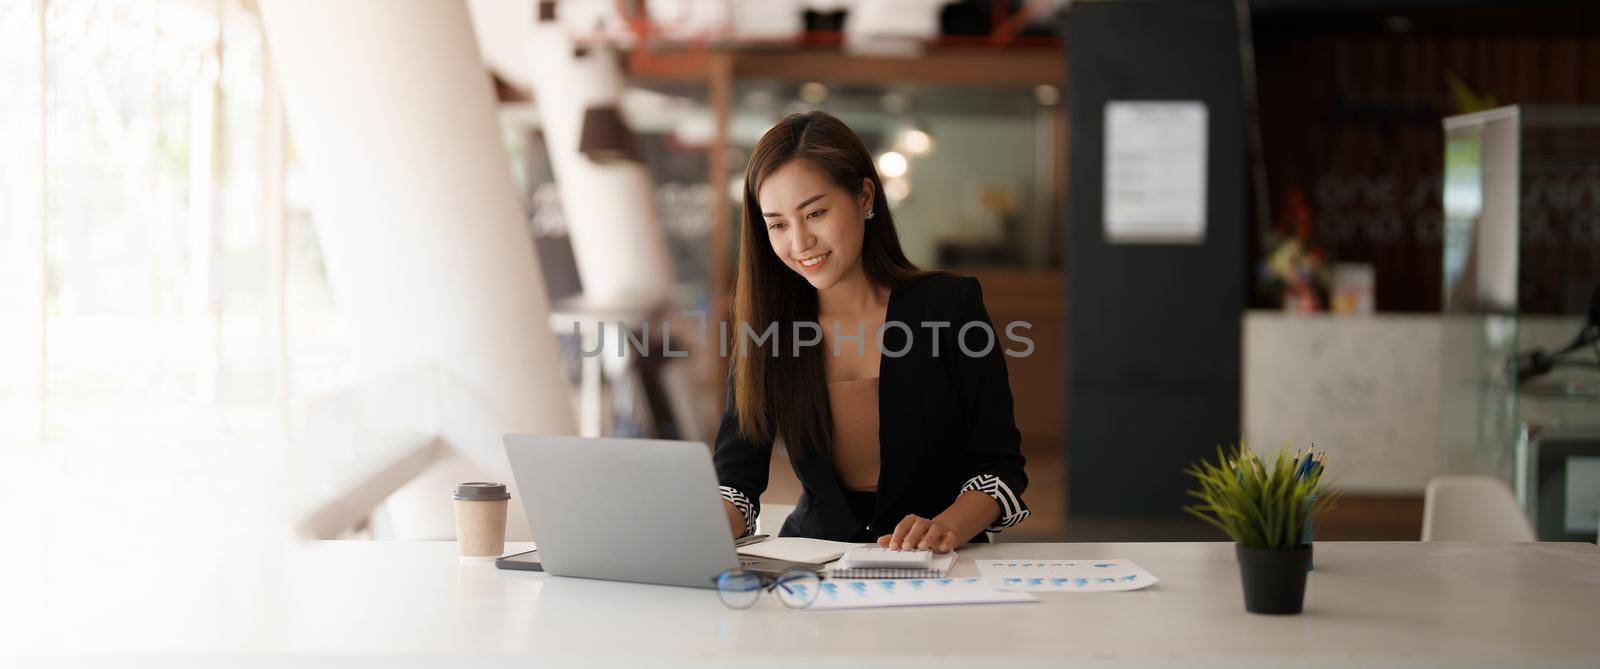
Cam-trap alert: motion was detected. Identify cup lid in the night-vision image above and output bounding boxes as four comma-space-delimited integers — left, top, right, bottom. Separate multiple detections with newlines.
453, 482, 511, 501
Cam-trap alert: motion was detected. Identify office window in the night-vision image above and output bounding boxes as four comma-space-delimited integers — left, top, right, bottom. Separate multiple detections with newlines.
0, 0, 348, 545
0, 2, 45, 448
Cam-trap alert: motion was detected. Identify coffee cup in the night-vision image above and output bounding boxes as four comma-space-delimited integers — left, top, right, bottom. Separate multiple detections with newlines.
453, 482, 511, 561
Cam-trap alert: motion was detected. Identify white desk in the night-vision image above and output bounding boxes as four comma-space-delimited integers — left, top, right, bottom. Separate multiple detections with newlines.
6, 541, 1600, 667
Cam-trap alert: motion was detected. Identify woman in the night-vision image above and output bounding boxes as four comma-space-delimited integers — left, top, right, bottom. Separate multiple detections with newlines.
714, 111, 1029, 555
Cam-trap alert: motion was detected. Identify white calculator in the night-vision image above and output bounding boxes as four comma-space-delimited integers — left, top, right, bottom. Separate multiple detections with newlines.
838, 546, 934, 569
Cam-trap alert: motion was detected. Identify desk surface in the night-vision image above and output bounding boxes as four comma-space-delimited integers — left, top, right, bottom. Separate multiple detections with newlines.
7, 540, 1600, 667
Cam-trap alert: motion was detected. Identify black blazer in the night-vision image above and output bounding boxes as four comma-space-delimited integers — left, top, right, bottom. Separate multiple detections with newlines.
713, 274, 1030, 544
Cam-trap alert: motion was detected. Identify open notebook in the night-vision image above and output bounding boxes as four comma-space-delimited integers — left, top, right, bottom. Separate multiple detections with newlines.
735, 538, 863, 565
736, 539, 958, 578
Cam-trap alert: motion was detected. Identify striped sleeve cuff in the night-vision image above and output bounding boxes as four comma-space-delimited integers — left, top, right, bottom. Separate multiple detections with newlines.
718, 485, 759, 538
961, 474, 1030, 532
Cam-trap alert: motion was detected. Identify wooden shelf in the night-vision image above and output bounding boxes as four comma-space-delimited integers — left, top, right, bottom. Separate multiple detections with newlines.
625, 47, 1062, 87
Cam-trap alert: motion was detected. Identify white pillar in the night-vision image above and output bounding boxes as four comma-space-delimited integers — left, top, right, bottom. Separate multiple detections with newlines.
470, 0, 676, 308
524, 23, 675, 308
259, 0, 575, 538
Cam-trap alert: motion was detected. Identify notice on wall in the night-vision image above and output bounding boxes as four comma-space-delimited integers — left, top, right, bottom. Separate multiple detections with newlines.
1103, 101, 1208, 244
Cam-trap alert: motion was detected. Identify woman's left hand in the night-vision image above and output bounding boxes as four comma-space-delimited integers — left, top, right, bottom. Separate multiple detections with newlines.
878, 514, 960, 554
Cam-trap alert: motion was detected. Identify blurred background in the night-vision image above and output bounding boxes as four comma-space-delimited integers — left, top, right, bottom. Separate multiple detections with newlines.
1, 0, 1598, 595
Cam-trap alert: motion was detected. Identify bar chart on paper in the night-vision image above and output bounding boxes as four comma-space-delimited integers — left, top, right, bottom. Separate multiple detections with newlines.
800, 577, 1038, 610
975, 559, 1160, 592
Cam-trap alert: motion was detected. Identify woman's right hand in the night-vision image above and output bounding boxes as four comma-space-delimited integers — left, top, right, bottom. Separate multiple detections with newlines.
722, 500, 747, 539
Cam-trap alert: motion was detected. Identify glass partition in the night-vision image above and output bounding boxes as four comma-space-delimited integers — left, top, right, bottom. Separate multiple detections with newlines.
1440, 106, 1600, 523
1439, 107, 1522, 484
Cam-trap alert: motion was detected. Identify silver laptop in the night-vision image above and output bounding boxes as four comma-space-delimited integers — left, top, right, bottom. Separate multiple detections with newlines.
503, 434, 741, 588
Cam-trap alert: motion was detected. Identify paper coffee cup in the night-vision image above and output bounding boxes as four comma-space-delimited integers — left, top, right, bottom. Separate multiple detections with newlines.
453, 482, 511, 561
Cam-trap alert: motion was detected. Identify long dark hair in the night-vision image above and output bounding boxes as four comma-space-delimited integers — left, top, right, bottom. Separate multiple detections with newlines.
731, 111, 941, 458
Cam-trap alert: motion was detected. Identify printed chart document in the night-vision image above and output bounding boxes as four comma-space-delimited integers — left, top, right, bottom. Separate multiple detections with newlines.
736, 538, 863, 565
800, 576, 1037, 611
976, 559, 1160, 592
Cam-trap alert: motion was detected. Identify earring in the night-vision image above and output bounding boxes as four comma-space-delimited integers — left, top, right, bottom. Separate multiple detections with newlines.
866, 209, 876, 220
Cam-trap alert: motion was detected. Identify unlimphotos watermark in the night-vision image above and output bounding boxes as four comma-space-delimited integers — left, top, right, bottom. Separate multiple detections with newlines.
565, 310, 1036, 359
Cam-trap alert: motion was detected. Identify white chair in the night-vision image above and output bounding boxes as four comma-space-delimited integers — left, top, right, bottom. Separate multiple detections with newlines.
755, 503, 796, 537
1421, 475, 1536, 541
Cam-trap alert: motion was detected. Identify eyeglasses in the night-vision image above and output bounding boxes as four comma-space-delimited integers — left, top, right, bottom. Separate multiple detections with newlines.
712, 569, 821, 610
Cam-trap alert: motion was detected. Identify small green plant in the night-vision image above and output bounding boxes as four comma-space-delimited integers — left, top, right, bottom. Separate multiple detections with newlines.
1183, 445, 1340, 550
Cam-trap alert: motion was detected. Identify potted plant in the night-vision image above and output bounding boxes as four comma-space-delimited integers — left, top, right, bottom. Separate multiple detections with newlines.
1183, 446, 1339, 614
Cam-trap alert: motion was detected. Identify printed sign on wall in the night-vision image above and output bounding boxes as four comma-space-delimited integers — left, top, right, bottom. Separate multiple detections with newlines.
1103, 101, 1209, 244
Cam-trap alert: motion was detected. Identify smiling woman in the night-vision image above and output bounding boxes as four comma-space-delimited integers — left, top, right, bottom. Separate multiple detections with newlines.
760, 160, 870, 284
715, 111, 1031, 553
732, 111, 933, 460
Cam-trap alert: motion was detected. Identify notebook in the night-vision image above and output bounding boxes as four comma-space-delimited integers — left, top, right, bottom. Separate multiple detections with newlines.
828, 548, 958, 579
735, 537, 864, 565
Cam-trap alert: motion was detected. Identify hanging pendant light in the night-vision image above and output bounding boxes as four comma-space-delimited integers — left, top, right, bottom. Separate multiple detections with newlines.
578, 104, 640, 164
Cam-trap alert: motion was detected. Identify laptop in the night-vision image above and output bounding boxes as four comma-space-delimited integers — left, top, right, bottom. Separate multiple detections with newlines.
503, 434, 745, 588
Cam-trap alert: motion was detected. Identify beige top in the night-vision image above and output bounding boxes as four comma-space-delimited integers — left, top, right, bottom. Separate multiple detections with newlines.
827, 376, 881, 492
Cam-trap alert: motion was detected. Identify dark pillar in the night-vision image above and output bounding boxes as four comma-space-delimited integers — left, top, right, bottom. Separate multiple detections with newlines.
1064, 0, 1248, 537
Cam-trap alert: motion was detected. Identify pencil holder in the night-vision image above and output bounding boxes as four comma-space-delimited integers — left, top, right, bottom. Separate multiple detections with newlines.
1184, 445, 1338, 616
1236, 544, 1312, 614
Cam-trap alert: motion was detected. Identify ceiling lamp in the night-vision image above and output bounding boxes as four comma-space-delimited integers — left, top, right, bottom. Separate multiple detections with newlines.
577, 104, 639, 164
800, 82, 829, 105
884, 176, 912, 204
877, 151, 908, 179
901, 128, 933, 155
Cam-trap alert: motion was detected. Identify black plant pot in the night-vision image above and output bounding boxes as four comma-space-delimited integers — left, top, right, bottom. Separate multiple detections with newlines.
1235, 544, 1312, 614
